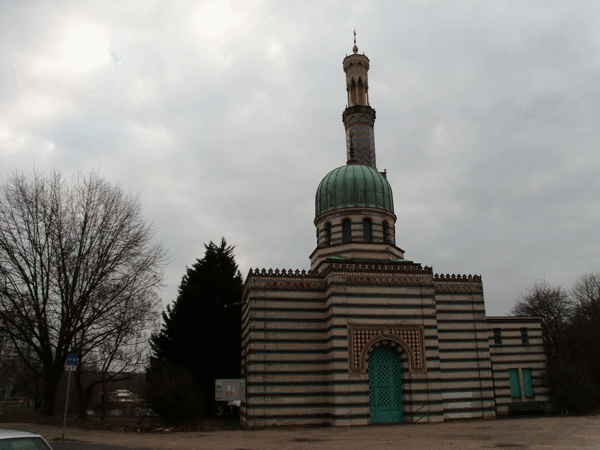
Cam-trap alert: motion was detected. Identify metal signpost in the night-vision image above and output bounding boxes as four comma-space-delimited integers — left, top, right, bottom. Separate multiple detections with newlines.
62, 353, 77, 439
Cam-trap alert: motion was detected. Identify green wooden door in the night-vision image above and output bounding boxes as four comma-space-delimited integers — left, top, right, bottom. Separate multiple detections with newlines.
368, 346, 403, 423
522, 369, 533, 397
509, 369, 521, 398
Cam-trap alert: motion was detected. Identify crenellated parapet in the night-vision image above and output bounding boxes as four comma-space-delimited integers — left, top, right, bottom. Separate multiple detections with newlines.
248, 264, 436, 278
244, 268, 327, 295
434, 273, 482, 283
247, 267, 319, 277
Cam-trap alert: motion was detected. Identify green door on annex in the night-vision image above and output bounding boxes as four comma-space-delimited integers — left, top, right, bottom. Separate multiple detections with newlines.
368, 346, 403, 423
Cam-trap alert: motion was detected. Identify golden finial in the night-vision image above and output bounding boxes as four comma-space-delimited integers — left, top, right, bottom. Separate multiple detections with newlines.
353, 29, 358, 54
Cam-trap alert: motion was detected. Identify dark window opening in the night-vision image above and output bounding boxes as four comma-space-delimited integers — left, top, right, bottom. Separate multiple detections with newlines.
343, 219, 352, 243
363, 218, 372, 242
325, 223, 332, 246
521, 328, 529, 344
494, 328, 502, 345
383, 220, 389, 243
350, 79, 357, 106
357, 77, 365, 104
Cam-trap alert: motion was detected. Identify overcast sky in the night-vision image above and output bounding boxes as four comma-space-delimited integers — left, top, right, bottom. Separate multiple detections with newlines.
1, 0, 598, 315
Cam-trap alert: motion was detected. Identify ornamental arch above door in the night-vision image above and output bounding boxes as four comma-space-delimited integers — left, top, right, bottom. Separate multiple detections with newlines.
347, 323, 426, 374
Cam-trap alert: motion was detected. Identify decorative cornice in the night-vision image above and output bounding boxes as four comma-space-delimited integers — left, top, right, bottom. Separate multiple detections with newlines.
262, 280, 326, 290
324, 261, 432, 276
434, 285, 482, 293
342, 275, 430, 286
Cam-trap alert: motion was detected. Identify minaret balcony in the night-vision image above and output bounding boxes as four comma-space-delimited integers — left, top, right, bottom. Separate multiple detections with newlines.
342, 104, 376, 124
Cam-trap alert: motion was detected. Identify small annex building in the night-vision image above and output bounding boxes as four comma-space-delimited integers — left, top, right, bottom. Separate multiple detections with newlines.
240, 40, 547, 428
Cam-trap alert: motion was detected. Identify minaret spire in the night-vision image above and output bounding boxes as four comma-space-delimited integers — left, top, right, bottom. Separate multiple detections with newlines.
342, 34, 377, 168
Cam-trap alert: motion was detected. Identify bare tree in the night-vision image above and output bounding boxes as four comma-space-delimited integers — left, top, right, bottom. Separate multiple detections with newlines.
568, 272, 600, 394
0, 350, 18, 407
12, 357, 45, 409
571, 272, 600, 322
511, 280, 572, 362
0, 169, 166, 415
72, 289, 161, 420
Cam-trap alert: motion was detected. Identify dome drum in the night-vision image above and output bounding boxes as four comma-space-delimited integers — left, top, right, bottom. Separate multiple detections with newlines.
315, 208, 396, 248
310, 206, 405, 268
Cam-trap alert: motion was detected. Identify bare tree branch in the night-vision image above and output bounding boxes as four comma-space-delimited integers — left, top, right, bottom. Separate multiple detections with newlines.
0, 169, 166, 415
511, 280, 572, 362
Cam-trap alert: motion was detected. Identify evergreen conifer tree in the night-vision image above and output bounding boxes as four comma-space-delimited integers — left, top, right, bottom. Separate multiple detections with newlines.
149, 238, 243, 415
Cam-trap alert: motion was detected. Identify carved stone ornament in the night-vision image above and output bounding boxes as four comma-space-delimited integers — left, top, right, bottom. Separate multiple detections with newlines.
347, 323, 426, 374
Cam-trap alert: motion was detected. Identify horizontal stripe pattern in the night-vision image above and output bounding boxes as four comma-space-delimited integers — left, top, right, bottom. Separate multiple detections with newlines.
242, 261, 548, 427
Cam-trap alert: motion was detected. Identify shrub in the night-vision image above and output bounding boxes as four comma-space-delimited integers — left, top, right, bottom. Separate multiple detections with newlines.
144, 362, 206, 424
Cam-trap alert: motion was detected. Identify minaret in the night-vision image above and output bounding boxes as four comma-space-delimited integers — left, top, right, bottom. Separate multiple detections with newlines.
342, 31, 377, 168
311, 35, 403, 269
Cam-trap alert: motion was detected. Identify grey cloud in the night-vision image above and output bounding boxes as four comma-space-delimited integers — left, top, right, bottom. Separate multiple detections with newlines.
1, 0, 598, 315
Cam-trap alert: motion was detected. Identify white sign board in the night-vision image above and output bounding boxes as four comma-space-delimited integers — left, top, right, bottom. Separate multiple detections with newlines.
65, 364, 76, 372
215, 379, 245, 401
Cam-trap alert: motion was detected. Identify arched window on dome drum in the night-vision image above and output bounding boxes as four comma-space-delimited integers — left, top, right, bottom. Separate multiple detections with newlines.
383, 221, 389, 243
363, 218, 372, 243
343, 219, 352, 243
325, 223, 332, 246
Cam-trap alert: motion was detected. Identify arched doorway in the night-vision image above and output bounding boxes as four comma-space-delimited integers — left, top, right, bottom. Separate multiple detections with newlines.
368, 346, 403, 423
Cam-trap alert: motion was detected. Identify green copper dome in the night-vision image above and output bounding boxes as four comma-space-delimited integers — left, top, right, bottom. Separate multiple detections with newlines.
315, 164, 394, 218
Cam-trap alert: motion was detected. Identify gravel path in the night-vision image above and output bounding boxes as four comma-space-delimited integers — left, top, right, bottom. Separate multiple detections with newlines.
3, 415, 600, 450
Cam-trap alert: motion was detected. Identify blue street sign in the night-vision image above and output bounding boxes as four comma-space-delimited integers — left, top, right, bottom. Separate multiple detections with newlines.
66, 353, 78, 365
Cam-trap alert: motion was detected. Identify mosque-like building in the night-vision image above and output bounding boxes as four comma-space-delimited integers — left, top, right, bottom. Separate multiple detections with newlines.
240, 39, 547, 428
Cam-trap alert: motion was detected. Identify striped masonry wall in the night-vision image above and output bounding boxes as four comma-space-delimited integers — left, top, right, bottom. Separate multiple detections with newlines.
241, 273, 329, 428
486, 317, 548, 415
322, 265, 443, 425
241, 264, 547, 427
434, 278, 496, 420
242, 262, 444, 427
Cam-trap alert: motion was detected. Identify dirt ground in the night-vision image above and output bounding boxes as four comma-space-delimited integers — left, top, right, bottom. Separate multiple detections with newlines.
4, 415, 600, 450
